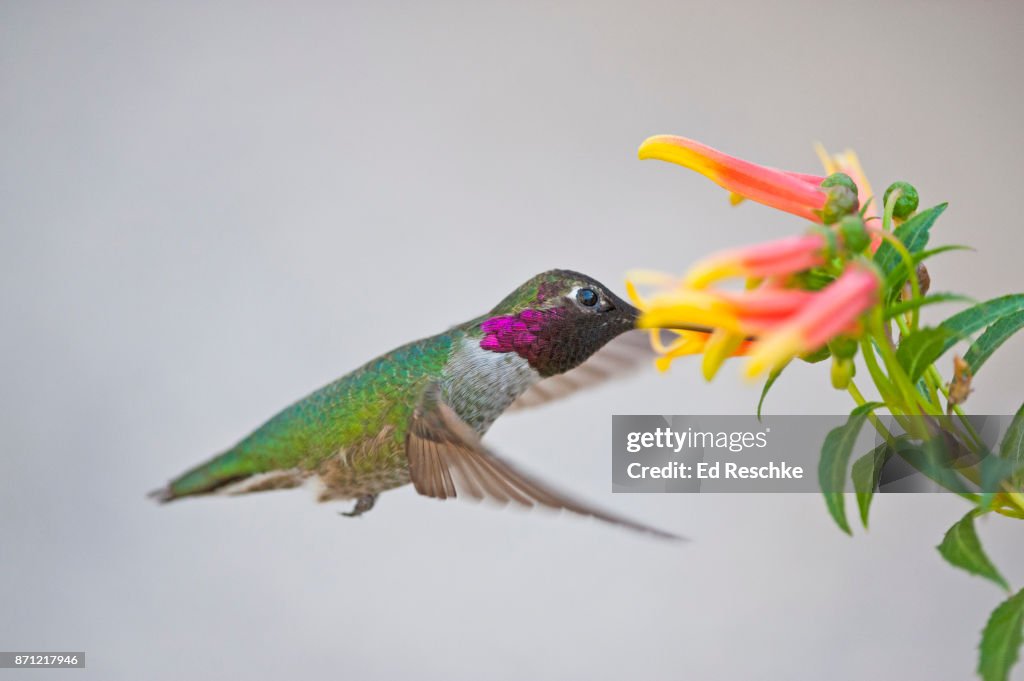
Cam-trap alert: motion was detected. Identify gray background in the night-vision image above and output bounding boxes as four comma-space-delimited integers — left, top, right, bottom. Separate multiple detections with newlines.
2, 1, 1023, 679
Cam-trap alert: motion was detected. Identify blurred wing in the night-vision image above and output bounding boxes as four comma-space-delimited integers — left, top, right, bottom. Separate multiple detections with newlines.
406, 384, 681, 540
508, 329, 655, 412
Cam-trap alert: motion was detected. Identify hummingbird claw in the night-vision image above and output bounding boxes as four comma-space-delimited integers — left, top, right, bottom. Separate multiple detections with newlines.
339, 494, 377, 518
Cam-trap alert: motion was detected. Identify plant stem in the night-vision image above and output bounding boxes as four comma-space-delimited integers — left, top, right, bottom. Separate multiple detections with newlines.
876, 227, 922, 332
869, 313, 932, 425
847, 380, 898, 445
892, 313, 942, 413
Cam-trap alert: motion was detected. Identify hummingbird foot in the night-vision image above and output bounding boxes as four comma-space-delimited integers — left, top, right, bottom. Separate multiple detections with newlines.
339, 494, 377, 518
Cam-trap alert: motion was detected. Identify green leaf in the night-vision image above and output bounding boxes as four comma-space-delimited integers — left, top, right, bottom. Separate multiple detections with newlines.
915, 243, 974, 260
851, 402, 885, 416
939, 294, 1024, 355
883, 244, 971, 295
980, 454, 1023, 510
895, 326, 960, 381
884, 293, 972, 319
965, 310, 1024, 374
819, 408, 873, 535
873, 202, 947, 276
852, 434, 921, 528
757, 364, 787, 421
792, 268, 836, 292
851, 441, 896, 528
979, 588, 1024, 681
1000, 402, 1024, 486
915, 377, 932, 401
1001, 403, 1024, 461
900, 437, 973, 495
937, 510, 1010, 591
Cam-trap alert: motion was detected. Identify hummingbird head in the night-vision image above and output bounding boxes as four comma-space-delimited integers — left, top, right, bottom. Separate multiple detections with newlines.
477, 269, 640, 377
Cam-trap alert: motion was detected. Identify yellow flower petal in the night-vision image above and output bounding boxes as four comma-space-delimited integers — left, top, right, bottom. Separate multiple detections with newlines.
835, 149, 874, 211
814, 142, 838, 175
624, 279, 647, 308
670, 332, 709, 355
639, 303, 746, 335
683, 258, 746, 289
701, 329, 745, 381
649, 329, 697, 354
744, 328, 804, 379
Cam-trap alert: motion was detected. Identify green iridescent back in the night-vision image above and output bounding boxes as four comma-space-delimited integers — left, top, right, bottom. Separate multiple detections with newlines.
167, 331, 460, 498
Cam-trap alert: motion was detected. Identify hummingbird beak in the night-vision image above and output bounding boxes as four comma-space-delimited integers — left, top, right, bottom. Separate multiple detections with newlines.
624, 304, 716, 334
619, 299, 717, 334
636, 315, 759, 340
646, 321, 720, 334
608, 287, 712, 334
621, 301, 641, 326
613, 291, 723, 335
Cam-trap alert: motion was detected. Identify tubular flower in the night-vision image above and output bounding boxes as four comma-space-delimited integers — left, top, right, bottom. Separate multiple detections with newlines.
628, 265, 880, 380
743, 266, 880, 378
684, 233, 828, 289
632, 135, 885, 380
632, 284, 818, 337
639, 135, 858, 223
625, 276, 759, 374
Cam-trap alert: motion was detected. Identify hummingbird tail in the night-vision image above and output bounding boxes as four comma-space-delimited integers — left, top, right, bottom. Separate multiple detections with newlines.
147, 485, 175, 504
149, 446, 255, 503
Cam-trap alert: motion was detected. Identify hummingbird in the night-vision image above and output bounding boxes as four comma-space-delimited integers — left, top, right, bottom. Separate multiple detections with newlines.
151, 269, 681, 539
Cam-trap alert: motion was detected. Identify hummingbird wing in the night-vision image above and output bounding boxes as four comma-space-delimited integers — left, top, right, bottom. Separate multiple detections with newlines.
507, 329, 655, 411
406, 384, 682, 540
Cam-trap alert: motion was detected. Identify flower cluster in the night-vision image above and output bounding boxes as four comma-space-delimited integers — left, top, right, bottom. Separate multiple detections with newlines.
631, 133, 1024, 681
630, 135, 882, 381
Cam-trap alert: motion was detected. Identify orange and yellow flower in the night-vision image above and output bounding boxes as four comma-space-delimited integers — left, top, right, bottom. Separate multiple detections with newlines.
628, 260, 879, 380
741, 266, 879, 377
639, 135, 858, 223
633, 133, 886, 380
683, 233, 829, 289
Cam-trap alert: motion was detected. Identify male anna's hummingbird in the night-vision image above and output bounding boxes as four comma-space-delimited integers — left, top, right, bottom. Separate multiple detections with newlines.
152, 270, 679, 539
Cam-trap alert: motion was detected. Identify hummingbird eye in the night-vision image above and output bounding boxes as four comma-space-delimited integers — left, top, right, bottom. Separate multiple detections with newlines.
576, 288, 599, 307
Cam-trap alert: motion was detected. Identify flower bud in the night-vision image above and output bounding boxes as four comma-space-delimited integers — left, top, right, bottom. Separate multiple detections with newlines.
831, 356, 856, 389
821, 173, 858, 194
809, 225, 838, 259
837, 215, 870, 253
829, 336, 859, 359
820, 185, 859, 224
883, 181, 919, 219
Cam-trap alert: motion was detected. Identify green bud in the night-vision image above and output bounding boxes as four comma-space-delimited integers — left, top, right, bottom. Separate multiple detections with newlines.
838, 215, 870, 253
809, 224, 838, 258
829, 336, 858, 359
820, 185, 859, 224
883, 181, 919, 219
830, 356, 856, 390
820, 173, 858, 195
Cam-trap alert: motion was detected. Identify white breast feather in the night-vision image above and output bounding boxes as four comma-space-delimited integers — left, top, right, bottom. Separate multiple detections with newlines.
442, 337, 540, 433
